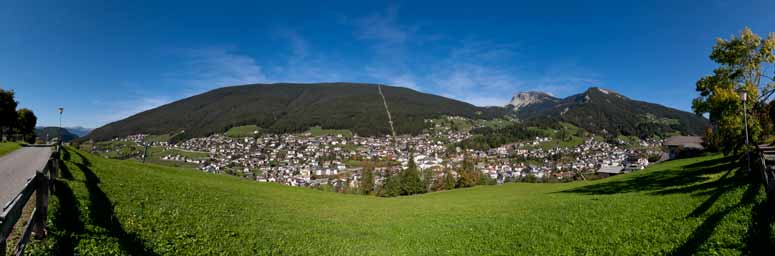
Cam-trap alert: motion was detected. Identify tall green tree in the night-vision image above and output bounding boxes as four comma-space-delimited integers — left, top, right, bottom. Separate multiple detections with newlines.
360, 165, 375, 195
399, 155, 425, 195
0, 89, 18, 140
693, 27, 775, 154
16, 108, 37, 143
382, 174, 402, 197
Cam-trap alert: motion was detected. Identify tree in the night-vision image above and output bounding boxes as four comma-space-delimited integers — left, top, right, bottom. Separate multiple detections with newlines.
16, 108, 37, 143
399, 155, 425, 195
456, 156, 479, 188
0, 89, 18, 140
443, 169, 456, 190
693, 27, 775, 154
360, 165, 375, 195
422, 169, 434, 192
382, 174, 402, 197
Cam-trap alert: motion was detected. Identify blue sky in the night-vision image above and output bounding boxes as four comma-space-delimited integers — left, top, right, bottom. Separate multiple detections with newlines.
2, 1, 774, 128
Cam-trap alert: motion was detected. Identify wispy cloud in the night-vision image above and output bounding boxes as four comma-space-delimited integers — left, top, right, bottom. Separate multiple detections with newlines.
165, 47, 269, 95
354, 5, 409, 45
94, 95, 172, 126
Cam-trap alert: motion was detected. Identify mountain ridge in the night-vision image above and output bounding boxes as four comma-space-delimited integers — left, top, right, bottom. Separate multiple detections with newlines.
82, 82, 508, 142
513, 87, 708, 137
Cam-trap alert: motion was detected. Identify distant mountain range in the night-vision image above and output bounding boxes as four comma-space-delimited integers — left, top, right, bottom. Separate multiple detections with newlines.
507, 87, 708, 137
83, 83, 507, 142
81, 83, 708, 142
64, 126, 92, 137
35, 127, 79, 142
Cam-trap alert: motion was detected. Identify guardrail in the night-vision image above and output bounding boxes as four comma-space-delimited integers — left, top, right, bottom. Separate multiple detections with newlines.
0, 144, 59, 256
755, 144, 775, 206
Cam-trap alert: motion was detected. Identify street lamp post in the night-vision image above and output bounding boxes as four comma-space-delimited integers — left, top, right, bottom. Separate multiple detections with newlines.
738, 89, 751, 173
58, 107, 63, 144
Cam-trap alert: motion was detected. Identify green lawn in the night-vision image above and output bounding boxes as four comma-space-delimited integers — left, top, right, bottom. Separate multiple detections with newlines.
225, 125, 260, 138
144, 134, 173, 143
28, 148, 774, 255
307, 126, 353, 138
0, 142, 21, 157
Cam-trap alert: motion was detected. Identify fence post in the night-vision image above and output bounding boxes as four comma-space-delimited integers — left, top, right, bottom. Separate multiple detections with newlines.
31, 170, 49, 239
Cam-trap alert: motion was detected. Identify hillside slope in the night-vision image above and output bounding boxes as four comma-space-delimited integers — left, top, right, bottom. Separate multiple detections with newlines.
28, 148, 773, 255
516, 87, 709, 137
83, 83, 507, 141
35, 127, 79, 142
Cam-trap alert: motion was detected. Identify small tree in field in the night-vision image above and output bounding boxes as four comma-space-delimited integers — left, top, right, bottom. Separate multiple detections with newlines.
693, 27, 775, 154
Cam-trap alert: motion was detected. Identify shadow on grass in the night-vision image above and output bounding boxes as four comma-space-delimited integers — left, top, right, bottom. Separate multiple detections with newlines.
562, 154, 774, 254
61, 147, 70, 161
49, 179, 85, 255
55, 149, 73, 179
50, 148, 158, 255
745, 193, 774, 254
669, 181, 760, 255
562, 156, 739, 195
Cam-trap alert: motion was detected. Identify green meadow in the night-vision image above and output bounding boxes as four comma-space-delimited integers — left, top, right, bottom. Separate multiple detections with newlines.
0, 142, 21, 157
225, 125, 261, 138
307, 126, 353, 138
27, 148, 774, 255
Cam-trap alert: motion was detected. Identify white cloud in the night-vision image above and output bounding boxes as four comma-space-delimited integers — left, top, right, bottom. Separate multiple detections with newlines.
94, 96, 172, 125
165, 47, 269, 95
354, 5, 408, 44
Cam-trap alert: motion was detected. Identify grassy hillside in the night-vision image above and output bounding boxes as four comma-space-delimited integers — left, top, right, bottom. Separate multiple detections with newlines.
83, 83, 508, 142
28, 148, 773, 255
0, 142, 21, 157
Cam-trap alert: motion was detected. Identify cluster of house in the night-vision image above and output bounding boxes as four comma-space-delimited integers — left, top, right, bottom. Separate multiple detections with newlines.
100, 117, 684, 188
162, 131, 459, 187
468, 137, 660, 181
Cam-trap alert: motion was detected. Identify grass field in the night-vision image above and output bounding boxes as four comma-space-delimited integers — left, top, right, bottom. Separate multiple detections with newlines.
27, 148, 774, 255
0, 142, 21, 157
225, 125, 261, 138
307, 126, 353, 138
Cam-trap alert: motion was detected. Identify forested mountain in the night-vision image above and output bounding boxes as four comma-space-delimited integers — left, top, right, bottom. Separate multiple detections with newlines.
64, 126, 92, 137
35, 127, 79, 142
513, 87, 709, 137
83, 83, 508, 142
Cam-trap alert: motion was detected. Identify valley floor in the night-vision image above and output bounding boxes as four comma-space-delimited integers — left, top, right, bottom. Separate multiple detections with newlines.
27, 147, 775, 255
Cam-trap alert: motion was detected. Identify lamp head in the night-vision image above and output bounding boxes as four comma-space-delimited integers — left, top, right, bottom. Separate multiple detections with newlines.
736, 88, 748, 102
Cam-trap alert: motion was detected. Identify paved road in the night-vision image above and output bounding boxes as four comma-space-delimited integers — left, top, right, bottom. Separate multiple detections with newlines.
0, 146, 52, 211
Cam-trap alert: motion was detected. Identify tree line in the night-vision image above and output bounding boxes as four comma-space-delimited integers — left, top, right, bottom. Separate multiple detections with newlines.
0, 88, 37, 143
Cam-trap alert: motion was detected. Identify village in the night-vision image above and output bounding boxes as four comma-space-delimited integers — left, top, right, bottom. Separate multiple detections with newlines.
99, 117, 675, 192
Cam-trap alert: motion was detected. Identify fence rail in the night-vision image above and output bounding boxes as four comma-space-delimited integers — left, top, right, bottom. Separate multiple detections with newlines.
755, 145, 775, 207
0, 144, 59, 256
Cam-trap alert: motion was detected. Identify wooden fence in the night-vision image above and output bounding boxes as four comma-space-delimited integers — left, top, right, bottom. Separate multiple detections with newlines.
756, 144, 775, 205
0, 144, 59, 256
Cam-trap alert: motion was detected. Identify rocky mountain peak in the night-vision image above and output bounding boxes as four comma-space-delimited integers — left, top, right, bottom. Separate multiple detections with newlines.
507, 91, 558, 110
